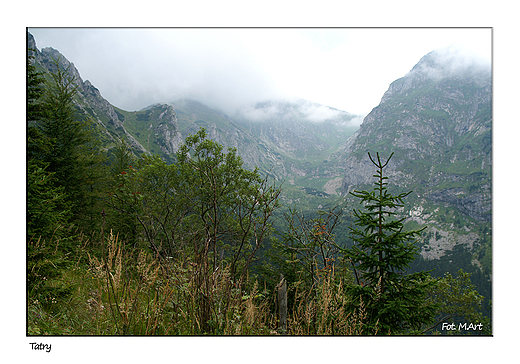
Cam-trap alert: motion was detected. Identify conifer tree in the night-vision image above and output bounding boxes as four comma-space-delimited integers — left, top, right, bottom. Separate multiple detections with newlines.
106, 138, 139, 246
37, 57, 86, 219
35, 56, 107, 231
342, 152, 437, 334
27, 48, 72, 241
27, 46, 53, 169
27, 47, 73, 304
77, 116, 108, 232
27, 48, 45, 125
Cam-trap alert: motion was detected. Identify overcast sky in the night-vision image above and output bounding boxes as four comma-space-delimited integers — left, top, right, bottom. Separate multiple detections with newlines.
28, 28, 491, 117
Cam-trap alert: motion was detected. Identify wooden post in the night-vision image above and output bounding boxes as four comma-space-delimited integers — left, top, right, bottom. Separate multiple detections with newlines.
276, 274, 287, 333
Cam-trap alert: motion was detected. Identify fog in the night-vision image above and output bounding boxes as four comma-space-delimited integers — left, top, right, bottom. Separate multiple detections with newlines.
234, 97, 358, 125
409, 44, 492, 81
28, 28, 492, 116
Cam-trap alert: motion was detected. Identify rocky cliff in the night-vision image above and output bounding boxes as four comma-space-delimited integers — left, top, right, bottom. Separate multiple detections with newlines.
341, 47, 491, 220
339, 46, 491, 260
140, 98, 359, 182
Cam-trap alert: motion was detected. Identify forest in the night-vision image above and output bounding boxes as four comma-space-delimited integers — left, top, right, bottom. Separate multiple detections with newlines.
27, 51, 491, 336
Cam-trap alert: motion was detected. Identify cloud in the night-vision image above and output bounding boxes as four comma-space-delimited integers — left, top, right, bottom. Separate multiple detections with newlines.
30, 29, 287, 113
28, 28, 492, 116
298, 102, 344, 123
408, 44, 491, 81
233, 98, 362, 126
349, 115, 365, 127
234, 103, 280, 122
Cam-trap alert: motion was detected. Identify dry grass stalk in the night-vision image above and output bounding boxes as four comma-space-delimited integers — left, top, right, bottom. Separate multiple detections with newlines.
84, 232, 369, 335
287, 269, 368, 335
87, 231, 176, 334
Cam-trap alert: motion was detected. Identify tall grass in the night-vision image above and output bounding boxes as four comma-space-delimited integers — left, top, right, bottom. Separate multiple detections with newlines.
287, 267, 370, 335
28, 230, 368, 335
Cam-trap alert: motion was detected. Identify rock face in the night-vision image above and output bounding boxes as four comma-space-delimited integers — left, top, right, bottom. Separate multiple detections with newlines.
81, 80, 123, 129
341, 47, 492, 223
420, 226, 479, 260
160, 98, 360, 182
236, 99, 358, 158
231, 99, 359, 180
149, 104, 184, 155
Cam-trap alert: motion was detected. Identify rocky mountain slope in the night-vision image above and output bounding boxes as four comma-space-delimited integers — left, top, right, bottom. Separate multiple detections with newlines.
28, 33, 149, 157
340, 47, 491, 262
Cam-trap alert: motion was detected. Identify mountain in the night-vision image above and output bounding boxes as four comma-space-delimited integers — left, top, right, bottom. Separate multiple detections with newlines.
340, 47, 491, 266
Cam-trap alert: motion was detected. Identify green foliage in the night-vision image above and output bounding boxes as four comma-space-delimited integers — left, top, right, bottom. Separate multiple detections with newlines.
27, 51, 111, 312
27, 48, 46, 124
105, 138, 139, 245
280, 207, 344, 288
29, 54, 109, 236
32, 56, 98, 227
424, 269, 491, 335
342, 152, 438, 334
176, 128, 281, 280
27, 231, 367, 336
76, 117, 109, 232
110, 137, 136, 175
107, 128, 281, 277
27, 160, 72, 242
26, 159, 76, 307
38, 57, 86, 220
260, 205, 355, 322
27, 64, 73, 242
27, 236, 73, 309
104, 128, 282, 333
